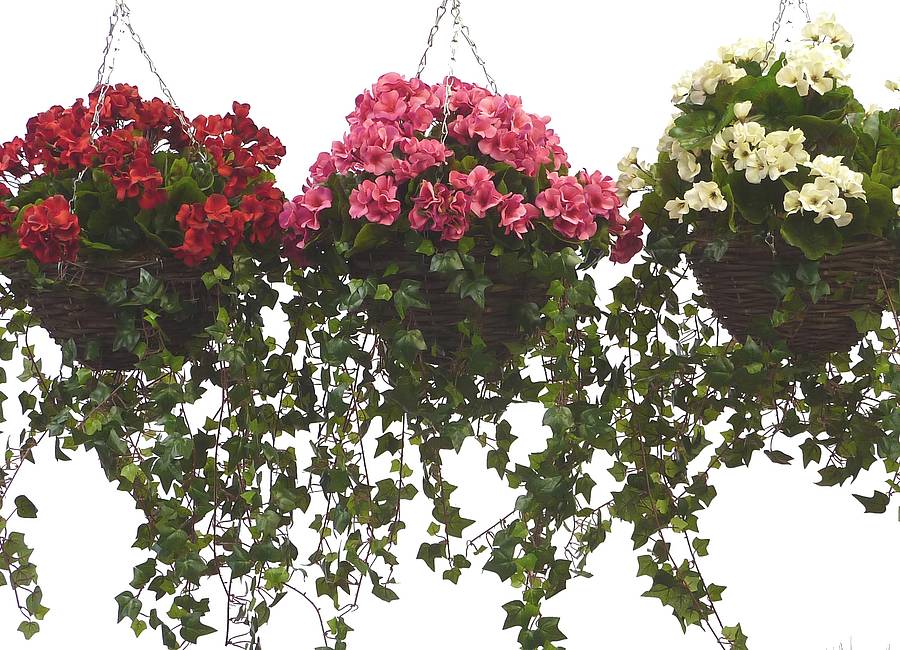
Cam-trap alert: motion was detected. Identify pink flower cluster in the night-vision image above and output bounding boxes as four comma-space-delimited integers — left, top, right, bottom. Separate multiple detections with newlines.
279, 73, 644, 264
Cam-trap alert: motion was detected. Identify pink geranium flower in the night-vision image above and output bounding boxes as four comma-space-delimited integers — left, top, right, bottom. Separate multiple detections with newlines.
282, 72, 643, 263
499, 193, 539, 238
449, 165, 502, 218
301, 185, 333, 213
349, 176, 401, 226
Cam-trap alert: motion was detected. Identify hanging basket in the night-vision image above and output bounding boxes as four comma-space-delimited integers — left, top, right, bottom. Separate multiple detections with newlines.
689, 231, 899, 357
347, 236, 549, 365
1, 256, 214, 370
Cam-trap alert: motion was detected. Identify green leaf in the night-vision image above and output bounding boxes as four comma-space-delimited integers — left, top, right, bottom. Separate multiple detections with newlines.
850, 309, 882, 334
14, 495, 38, 519
780, 215, 842, 260
854, 490, 890, 514
445, 421, 474, 453
349, 223, 390, 255
393, 280, 428, 319
670, 110, 719, 150
17, 621, 40, 640
459, 276, 492, 309
429, 251, 464, 273
542, 407, 574, 435
393, 329, 427, 364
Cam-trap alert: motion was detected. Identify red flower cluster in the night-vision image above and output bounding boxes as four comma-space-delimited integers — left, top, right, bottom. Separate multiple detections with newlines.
0, 183, 14, 237
17, 195, 80, 264
0, 84, 286, 265
173, 194, 248, 266
193, 102, 286, 199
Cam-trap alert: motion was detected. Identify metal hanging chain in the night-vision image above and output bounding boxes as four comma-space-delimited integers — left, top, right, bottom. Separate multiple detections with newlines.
763, 0, 814, 68
71, 1, 125, 210
454, 2, 498, 94
416, 0, 450, 80
115, 0, 206, 160
439, 0, 462, 146
414, 0, 498, 94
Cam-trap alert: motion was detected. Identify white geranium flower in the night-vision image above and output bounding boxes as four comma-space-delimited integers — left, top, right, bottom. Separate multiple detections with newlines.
768, 151, 799, 180
776, 64, 811, 96
802, 13, 854, 48
618, 147, 640, 172
836, 167, 865, 200
784, 190, 803, 214
732, 121, 766, 146
719, 38, 774, 66
743, 151, 770, 185
665, 198, 690, 223
732, 142, 754, 171
815, 197, 853, 227
710, 132, 730, 158
809, 154, 845, 179
677, 151, 702, 181
685, 181, 727, 212
799, 177, 840, 213
734, 100, 753, 122
806, 61, 836, 95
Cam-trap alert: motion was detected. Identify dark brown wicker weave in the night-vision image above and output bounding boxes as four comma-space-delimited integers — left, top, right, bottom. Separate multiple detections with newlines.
690, 232, 898, 356
1, 257, 213, 370
347, 239, 548, 365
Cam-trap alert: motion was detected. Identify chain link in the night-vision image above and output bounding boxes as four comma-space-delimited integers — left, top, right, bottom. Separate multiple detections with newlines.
454, 3, 498, 94
414, 0, 498, 93
415, 0, 450, 80
763, 0, 814, 69
116, 1, 207, 160
71, 1, 125, 210
439, 0, 462, 146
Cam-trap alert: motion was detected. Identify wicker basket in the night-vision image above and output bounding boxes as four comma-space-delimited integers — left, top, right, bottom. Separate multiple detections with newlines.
347, 238, 549, 365
1, 256, 213, 370
690, 232, 898, 357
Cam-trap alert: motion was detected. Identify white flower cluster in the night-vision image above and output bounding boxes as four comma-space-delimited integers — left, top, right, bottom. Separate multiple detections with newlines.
800, 13, 854, 48
710, 102, 810, 184
665, 181, 728, 223
615, 147, 651, 201
783, 155, 866, 227
893, 186, 900, 216
887, 80, 900, 93
775, 14, 852, 97
672, 60, 747, 106
718, 38, 776, 67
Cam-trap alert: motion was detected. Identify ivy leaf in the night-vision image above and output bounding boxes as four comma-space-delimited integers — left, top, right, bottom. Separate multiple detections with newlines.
445, 421, 474, 453
14, 495, 38, 519
393, 280, 428, 319
542, 407, 574, 435
392, 329, 427, 365
17, 621, 40, 640
429, 251, 464, 273
459, 276, 493, 309
853, 490, 890, 514
764, 450, 793, 465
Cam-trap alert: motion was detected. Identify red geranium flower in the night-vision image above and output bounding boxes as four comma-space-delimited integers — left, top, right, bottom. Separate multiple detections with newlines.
609, 213, 645, 264
18, 195, 80, 263
0, 184, 15, 237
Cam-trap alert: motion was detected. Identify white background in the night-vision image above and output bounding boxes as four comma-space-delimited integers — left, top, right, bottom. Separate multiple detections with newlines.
1, 1, 899, 649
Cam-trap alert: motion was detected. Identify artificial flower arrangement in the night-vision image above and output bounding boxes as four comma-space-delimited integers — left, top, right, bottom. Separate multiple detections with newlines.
622, 14, 899, 356
281, 73, 643, 367
0, 83, 286, 368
